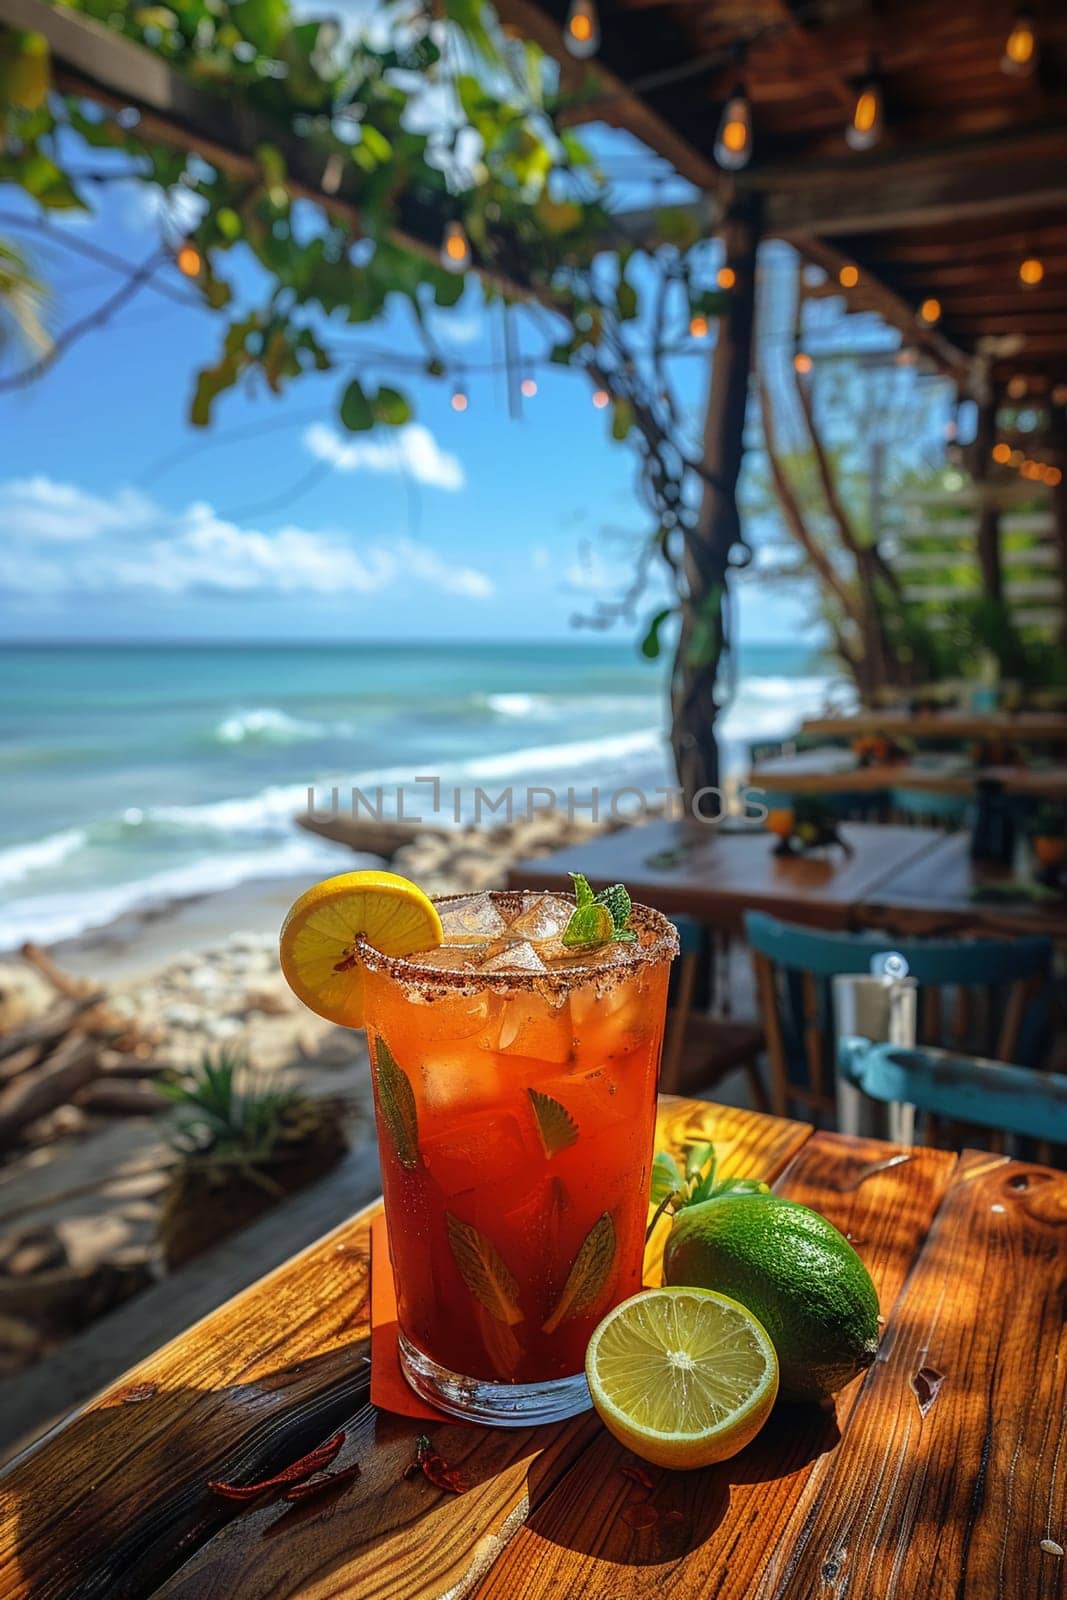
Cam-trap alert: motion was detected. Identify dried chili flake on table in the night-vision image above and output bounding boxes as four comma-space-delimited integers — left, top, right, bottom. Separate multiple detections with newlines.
403, 1433, 467, 1494
620, 1462, 655, 1490
621, 1501, 659, 1531
283, 1462, 362, 1503
207, 1432, 346, 1501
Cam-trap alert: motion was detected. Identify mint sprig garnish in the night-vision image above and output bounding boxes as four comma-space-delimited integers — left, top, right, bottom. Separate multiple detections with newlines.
563, 872, 637, 948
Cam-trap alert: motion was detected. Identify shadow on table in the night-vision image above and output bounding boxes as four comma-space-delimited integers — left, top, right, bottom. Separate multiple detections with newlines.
521, 1400, 842, 1570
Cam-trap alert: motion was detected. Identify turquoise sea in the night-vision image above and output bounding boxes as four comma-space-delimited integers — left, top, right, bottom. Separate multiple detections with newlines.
0, 640, 842, 949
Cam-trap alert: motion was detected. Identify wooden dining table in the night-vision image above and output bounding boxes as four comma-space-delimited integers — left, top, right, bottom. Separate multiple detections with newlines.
750, 749, 1067, 800
508, 818, 947, 933
2, 1096, 1064, 1600
800, 710, 1067, 745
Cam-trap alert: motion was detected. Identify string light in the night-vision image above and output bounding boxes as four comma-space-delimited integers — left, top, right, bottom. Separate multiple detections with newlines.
1019, 256, 1044, 288
717, 266, 736, 290
838, 264, 860, 289
992, 442, 1012, 465
1009, 448, 1025, 467
563, 0, 599, 59
441, 221, 471, 274
451, 385, 468, 412
689, 314, 709, 338
846, 79, 884, 151
1002, 10, 1037, 75
1007, 374, 1028, 400
1053, 384, 1067, 406
520, 377, 537, 398
715, 88, 753, 171
1047, 467, 1063, 487
176, 243, 202, 277
592, 388, 610, 409
919, 297, 941, 325
793, 352, 813, 375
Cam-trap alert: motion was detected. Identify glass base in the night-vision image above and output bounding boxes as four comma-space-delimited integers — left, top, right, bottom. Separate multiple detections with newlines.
398, 1331, 593, 1427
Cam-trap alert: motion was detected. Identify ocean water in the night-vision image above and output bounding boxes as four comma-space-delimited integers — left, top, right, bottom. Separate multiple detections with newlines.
0, 641, 842, 949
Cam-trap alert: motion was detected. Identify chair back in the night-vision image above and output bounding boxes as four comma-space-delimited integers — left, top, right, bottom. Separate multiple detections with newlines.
839, 1038, 1067, 1150
745, 911, 1052, 1123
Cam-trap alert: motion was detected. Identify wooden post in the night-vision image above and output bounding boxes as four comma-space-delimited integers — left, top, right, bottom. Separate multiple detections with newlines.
973, 383, 1003, 604
670, 194, 761, 806
1049, 401, 1067, 649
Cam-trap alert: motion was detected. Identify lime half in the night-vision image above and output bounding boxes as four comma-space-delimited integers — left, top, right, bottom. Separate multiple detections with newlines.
585, 1286, 778, 1469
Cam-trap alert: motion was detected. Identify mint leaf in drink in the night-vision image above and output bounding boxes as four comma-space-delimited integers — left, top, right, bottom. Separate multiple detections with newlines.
569, 871, 595, 908
373, 1037, 419, 1171
528, 1087, 579, 1156
562, 901, 613, 947
542, 1212, 616, 1334
563, 874, 637, 947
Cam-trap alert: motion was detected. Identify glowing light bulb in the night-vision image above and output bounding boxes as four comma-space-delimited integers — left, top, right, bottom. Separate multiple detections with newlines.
1002, 10, 1036, 75
563, 0, 599, 59
1052, 384, 1067, 406
1019, 256, 1044, 288
1047, 466, 1063, 487
838, 264, 860, 289
1007, 374, 1028, 400
1009, 448, 1025, 467
846, 80, 884, 151
919, 297, 941, 325
592, 388, 610, 409
176, 243, 202, 277
441, 221, 471, 274
716, 265, 736, 290
689, 314, 709, 339
793, 352, 813, 375
992, 442, 1012, 465
520, 377, 537, 398
451, 386, 468, 412
715, 92, 752, 172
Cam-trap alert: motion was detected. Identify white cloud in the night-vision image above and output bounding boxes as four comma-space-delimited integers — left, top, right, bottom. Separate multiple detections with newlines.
304, 421, 465, 492
0, 476, 155, 541
0, 475, 492, 603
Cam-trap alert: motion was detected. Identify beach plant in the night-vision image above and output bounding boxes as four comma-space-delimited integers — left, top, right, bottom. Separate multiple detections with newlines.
158, 1048, 310, 1169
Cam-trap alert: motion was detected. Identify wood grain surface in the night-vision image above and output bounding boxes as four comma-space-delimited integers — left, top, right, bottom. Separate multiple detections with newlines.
0, 1099, 809, 1600
508, 821, 944, 933
467, 1133, 957, 1600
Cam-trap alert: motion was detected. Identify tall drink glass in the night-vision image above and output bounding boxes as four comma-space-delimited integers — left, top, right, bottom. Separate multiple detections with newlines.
360, 889, 678, 1425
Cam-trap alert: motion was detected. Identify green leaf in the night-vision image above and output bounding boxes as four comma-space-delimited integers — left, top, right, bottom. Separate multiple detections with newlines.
373, 1037, 419, 1171
569, 871, 595, 908
373, 385, 412, 426
595, 883, 631, 933
446, 1214, 524, 1325
685, 1141, 714, 1182
610, 397, 634, 441
543, 1212, 616, 1334
528, 1088, 578, 1157
650, 1150, 682, 1204
340, 378, 374, 431
562, 902, 613, 948
616, 282, 638, 321
640, 606, 674, 660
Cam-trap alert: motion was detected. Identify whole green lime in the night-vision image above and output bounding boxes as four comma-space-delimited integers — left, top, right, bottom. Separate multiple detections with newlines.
662, 1193, 879, 1403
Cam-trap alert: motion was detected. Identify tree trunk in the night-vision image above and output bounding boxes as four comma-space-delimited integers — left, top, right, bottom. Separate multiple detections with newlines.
670, 196, 760, 807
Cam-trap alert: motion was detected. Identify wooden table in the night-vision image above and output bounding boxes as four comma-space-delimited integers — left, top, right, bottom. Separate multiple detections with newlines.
800, 711, 1067, 744
751, 749, 1067, 799
3, 1098, 1064, 1599
858, 829, 1067, 942
508, 818, 946, 933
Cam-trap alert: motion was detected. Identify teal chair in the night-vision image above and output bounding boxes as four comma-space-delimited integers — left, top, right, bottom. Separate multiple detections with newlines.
745, 911, 1052, 1124
889, 787, 970, 830
838, 1038, 1067, 1151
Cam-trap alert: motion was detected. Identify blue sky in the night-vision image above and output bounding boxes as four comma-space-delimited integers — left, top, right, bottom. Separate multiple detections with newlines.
0, 113, 827, 646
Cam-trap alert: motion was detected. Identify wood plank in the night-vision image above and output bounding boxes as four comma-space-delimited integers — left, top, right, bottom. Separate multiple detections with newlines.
0, 1100, 810, 1600
754, 1150, 1067, 1598
466, 1133, 956, 1600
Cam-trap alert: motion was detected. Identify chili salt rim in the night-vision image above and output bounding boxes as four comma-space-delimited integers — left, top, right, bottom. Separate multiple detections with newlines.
356, 891, 679, 998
